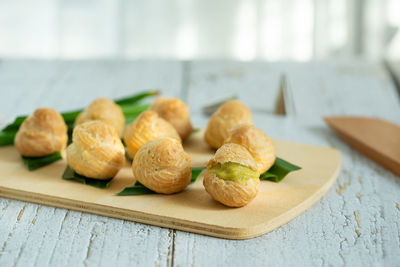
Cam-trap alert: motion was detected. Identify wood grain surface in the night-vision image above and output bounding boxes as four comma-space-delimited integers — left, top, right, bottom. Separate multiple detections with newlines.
0, 59, 399, 266
0, 131, 341, 239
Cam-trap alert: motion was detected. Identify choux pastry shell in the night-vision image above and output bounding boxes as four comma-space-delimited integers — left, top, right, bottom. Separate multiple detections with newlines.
149, 97, 193, 139
226, 124, 276, 173
204, 100, 253, 149
203, 143, 260, 207
75, 98, 125, 137
15, 108, 68, 157
133, 137, 192, 194
67, 120, 125, 179
123, 111, 180, 158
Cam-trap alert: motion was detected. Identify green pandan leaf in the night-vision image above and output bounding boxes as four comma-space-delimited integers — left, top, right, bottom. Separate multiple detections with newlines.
62, 166, 113, 188
115, 90, 159, 106
22, 152, 63, 171
65, 121, 75, 145
125, 151, 132, 162
1, 90, 158, 142
61, 91, 156, 124
259, 157, 301, 183
125, 115, 139, 125
62, 110, 82, 124
117, 167, 205, 196
116, 181, 155, 196
191, 167, 205, 183
0, 130, 17, 146
123, 104, 150, 125
121, 104, 149, 116
2, 116, 27, 132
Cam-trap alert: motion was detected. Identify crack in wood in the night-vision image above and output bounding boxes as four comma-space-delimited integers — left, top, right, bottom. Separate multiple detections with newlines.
354, 211, 361, 228
83, 227, 96, 266
336, 180, 350, 196
48, 210, 69, 265
17, 204, 27, 222
355, 229, 361, 237
63, 212, 83, 266
12, 243, 25, 267
166, 229, 175, 267
32, 208, 57, 267
31, 205, 41, 225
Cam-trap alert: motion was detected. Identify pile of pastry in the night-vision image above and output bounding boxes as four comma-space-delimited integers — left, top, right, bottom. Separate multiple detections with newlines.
13, 96, 275, 207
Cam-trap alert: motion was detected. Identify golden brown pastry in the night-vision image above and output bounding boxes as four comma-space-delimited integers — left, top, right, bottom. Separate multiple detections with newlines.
67, 120, 125, 179
226, 124, 276, 173
149, 97, 193, 139
75, 98, 125, 137
15, 108, 68, 157
133, 137, 192, 194
123, 110, 180, 158
203, 143, 260, 207
204, 100, 253, 149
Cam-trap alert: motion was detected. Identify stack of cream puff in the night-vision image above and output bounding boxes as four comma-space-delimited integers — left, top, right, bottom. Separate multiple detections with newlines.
67, 96, 194, 192
125, 97, 193, 194
14, 94, 275, 208
203, 100, 276, 207
15, 96, 194, 194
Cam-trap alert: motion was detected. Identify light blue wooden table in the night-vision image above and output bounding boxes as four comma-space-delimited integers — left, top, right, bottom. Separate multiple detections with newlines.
0, 60, 399, 266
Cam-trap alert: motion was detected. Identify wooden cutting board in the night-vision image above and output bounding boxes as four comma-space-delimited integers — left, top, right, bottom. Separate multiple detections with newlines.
325, 116, 400, 176
0, 131, 341, 240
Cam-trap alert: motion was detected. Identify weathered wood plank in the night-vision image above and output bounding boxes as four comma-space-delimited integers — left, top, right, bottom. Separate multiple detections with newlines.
173, 60, 400, 266
0, 60, 182, 267
0, 59, 184, 121
0, 60, 58, 124
284, 60, 400, 266
185, 61, 282, 113
284, 60, 400, 124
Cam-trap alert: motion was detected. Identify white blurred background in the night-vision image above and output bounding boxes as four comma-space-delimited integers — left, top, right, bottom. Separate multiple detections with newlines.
0, 0, 399, 61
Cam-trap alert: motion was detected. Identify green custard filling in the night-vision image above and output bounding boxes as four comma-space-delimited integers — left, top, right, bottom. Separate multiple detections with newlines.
210, 162, 258, 183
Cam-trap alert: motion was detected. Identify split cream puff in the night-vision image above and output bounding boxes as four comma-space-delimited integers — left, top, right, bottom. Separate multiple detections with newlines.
149, 97, 193, 139
123, 110, 180, 158
15, 108, 68, 157
133, 137, 192, 194
204, 100, 253, 149
75, 98, 125, 137
226, 124, 276, 173
203, 143, 260, 207
67, 120, 125, 179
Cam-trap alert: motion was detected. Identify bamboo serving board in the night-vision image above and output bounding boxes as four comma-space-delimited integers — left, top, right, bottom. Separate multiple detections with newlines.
0, 131, 341, 240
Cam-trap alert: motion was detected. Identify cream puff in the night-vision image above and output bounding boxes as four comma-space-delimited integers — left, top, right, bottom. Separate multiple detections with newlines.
133, 137, 192, 194
75, 98, 125, 137
203, 143, 260, 207
15, 108, 68, 157
204, 100, 253, 149
67, 120, 125, 179
123, 110, 180, 158
149, 97, 193, 140
226, 124, 276, 173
